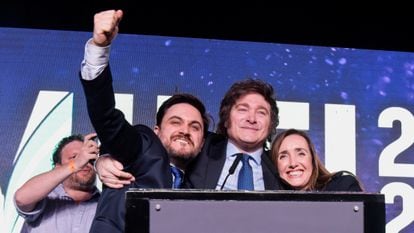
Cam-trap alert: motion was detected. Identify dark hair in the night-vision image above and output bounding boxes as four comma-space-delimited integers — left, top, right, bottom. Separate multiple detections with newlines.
52, 134, 84, 166
156, 93, 209, 137
271, 129, 364, 191
217, 78, 279, 137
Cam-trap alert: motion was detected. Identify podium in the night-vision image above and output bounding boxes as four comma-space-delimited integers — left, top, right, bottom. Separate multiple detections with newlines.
125, 189, 385, 233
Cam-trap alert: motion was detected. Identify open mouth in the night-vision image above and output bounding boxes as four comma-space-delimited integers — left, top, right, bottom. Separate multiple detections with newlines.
172, 136, 193, 146
287, 170, 303, 178
174, 138, 189, 144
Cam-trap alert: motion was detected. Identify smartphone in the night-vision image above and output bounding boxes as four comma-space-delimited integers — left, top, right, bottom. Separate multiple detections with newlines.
89, 135, 101, 165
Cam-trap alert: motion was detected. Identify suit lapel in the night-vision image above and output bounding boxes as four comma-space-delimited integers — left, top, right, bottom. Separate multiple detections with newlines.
261, 151, 281, 190
204, 137, 227, 189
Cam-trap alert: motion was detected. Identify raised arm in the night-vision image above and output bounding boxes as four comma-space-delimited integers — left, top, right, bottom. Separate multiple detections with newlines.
80, 9, 140, 166
79, 10, 171, 189
14, 133, 99, 212
92, 10, 123, 47
81, 10, 123, 82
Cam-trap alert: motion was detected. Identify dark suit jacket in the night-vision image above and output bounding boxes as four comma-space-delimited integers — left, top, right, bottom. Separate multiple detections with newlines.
81, 66, 281, 232
323, 171, 363, 192
186, 133, 281, 190
81, 66, 172, 233
279, 171, 363, 192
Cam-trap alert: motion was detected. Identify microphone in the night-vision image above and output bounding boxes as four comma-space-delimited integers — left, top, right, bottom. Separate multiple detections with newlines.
220, 154, 242, 190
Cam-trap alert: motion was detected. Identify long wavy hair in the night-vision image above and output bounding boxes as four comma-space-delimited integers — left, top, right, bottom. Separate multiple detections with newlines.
271, 129, 333, 190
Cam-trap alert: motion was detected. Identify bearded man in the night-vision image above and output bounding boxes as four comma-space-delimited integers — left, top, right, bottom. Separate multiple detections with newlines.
14, 133, 100, 232
79, 9, 209, 233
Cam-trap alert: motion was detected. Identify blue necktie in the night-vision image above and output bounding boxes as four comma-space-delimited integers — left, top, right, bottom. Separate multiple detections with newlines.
238, 154, 254, 190
171, 166, 183, 189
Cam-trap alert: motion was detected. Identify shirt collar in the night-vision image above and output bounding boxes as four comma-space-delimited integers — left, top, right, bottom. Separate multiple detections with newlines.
226, 141, 262, 165
170, 163, 185, 175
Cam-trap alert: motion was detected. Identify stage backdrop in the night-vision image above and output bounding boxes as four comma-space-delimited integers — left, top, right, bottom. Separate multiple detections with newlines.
0, 27, 413, 233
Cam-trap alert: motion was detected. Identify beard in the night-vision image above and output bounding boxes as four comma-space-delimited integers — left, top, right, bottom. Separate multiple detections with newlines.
66, 169, 96, 191
165, 134, 198, 160
166, 145, 198, 166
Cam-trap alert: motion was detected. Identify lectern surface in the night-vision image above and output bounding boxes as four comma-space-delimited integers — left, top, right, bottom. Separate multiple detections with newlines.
125, 189, 385, 233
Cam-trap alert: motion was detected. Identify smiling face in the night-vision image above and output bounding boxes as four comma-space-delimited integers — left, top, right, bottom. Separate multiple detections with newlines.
226, 93, 271, 153
276, 134, 313, 190
155, 103, 205, 168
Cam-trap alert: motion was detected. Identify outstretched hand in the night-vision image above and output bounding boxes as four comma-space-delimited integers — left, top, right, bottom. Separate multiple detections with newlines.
93, 9, 123, 47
